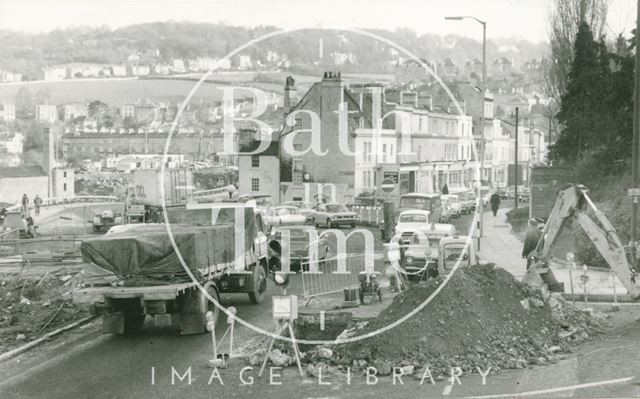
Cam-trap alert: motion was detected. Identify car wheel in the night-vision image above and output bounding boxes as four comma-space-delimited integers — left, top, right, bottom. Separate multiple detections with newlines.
350, 223, 356, 228
313, 218, 319, 228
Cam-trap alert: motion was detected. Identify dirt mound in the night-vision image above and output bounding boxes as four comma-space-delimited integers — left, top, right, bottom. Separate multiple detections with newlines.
0, 273, 89, 353
328, 264, 601, 375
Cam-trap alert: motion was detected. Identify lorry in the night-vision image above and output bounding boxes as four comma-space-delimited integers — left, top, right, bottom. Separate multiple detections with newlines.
92, 209, 123, 232
73, 203, 275, 335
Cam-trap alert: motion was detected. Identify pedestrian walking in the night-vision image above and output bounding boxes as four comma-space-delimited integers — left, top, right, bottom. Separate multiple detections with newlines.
522, 218, 541, 269
0, 207, 6, 233
489, 192, 501, 217
441, 183, 449, 195
34, 194, 43, 215
21, 193, 29, 216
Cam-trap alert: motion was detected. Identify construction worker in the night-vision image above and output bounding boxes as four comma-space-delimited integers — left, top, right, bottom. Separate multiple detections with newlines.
34, 195, 43, 215
489, 192, 501, 216
21, 193, 29, 216
522, 218, 541, 269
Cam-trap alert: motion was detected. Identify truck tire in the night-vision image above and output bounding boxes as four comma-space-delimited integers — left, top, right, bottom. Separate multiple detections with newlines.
123, 312, 145, 334
121, 300, 145, 334
248, 264, 268, 304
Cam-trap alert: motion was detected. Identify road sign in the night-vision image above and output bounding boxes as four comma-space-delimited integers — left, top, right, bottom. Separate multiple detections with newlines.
628, 188, 640, 196
383, 171, 399, 184
380, 178, 395, 193
127, 205, 145, 217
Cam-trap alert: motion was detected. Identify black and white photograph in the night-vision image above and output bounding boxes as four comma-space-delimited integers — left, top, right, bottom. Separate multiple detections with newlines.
0, 0, 639, 397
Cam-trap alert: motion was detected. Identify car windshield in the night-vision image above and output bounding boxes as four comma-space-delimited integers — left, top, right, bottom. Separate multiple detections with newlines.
399, 213, 428, 223
400, 197, 432, 209
411, 234, 441, 248
442, 245, 470, 269
327, 204, 347, 213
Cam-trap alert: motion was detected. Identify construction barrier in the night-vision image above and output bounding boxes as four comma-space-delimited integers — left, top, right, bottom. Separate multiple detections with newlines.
352, 206, 383, 226
0, 236, 84, 264
6, 196, 119, 212
299, 254, 366, 303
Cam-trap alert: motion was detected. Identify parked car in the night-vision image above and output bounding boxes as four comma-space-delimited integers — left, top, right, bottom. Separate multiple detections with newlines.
401, 224, 457, 277
452, 190, 475, 214
394, 210, 431, 244
311, 203, 357, 228
272, 225, 330, 271
282, 201, 315, 220
504, 186, 530, 202
441, 194, 462, 219
272, 206, 308, 226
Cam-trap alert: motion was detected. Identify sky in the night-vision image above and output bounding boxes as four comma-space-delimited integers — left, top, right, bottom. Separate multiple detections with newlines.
0, 0, 636, 42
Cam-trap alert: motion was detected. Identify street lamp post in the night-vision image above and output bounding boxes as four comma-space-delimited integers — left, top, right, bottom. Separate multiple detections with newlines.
445, 15, 486, 250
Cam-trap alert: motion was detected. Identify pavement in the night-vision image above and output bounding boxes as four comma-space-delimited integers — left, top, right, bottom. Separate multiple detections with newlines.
477, 208, 528, 279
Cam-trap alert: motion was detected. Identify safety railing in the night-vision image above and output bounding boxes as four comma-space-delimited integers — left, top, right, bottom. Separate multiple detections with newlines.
0, 236, 84, 264
352, 206, 383, 226
299, 254, 367, 303
6, 195, 119, 212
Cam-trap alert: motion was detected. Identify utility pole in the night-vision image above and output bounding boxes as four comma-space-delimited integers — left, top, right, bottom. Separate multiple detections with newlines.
632, 0, 640, 258
514, 107, 519, 209
444, 15, 486, 250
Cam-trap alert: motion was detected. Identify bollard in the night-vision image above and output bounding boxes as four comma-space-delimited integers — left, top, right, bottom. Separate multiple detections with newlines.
206, 311, 227, 368
611, 271, 620, 311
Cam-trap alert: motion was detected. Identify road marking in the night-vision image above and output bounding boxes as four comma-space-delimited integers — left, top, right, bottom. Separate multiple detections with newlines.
464, 376, 635, 398
320, 311, 325, 331
442, 384, 453, 395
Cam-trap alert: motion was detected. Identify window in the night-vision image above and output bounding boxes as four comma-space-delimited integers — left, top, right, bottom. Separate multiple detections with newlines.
251, 155, 260, 168
295, 116, 303, 129
63, 183, 67, 192
251, 178, 260, 192
382, 144, 387, 163
63, 171, 67, 178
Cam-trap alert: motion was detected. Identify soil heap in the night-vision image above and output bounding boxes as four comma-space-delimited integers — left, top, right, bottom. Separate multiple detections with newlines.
324, 263, 601, 376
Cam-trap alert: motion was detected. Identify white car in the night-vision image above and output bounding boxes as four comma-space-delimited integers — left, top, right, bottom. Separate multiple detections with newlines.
394, 210, 431, 244
272, 206, 308, 226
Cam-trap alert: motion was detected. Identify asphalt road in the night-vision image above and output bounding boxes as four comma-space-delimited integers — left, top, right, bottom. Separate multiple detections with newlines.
5, 211, 639, 398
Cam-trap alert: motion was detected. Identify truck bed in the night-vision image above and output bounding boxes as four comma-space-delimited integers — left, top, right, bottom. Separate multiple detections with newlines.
73, 282, 197, 303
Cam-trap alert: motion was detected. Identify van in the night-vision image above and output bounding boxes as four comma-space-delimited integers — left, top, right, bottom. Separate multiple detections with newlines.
397, 193, 444, 222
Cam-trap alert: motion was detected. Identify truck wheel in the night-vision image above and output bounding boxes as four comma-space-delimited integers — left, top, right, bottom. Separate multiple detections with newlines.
123, 312, 145, 334
248, 264, 268, 304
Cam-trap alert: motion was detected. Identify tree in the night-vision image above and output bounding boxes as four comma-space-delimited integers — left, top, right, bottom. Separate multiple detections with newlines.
552, 22, 605, 161
14, 86, 33, 119
547, 0, 608, 102
551, 22, 634, 173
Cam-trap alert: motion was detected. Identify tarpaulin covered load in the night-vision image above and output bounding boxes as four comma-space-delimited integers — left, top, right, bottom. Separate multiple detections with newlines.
80, 207, 258, 285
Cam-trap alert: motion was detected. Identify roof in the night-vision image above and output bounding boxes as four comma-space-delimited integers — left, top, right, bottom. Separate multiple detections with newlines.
0, 165, 47, 178
238, 139, 279, 156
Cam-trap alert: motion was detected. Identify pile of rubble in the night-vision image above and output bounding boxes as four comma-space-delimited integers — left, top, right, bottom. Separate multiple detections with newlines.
0, 272, 89, 352
253, 264, 605, 379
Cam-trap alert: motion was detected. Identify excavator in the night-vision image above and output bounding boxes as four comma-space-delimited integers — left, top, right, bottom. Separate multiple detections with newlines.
527, 184, 640, 299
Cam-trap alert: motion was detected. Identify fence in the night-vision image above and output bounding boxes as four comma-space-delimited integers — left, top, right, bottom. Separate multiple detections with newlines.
0, 236, 84, 264
352, 206, 383, 226
299, 254, 368, 303
6, 195, 119, 212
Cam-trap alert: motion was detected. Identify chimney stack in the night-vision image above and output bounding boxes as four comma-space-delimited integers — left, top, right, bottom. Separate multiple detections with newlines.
283, 76, 297, 114
400, 91, 418, 108
417, 94, 433, 111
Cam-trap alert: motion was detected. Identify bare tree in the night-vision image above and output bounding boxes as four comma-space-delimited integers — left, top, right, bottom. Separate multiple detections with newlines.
547, 0, 608, 101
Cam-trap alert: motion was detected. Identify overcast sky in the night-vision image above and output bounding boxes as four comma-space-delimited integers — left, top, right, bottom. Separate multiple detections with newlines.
0, 0, 636, 42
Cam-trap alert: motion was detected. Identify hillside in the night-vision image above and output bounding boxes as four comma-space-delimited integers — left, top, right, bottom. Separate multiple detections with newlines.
0, 22, 549, 80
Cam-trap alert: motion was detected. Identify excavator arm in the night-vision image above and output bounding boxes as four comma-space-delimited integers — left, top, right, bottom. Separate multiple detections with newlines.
531, 184, 640, 299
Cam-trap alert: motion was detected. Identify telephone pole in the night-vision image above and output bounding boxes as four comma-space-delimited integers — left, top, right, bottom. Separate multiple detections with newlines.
632, 0, 640, 259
